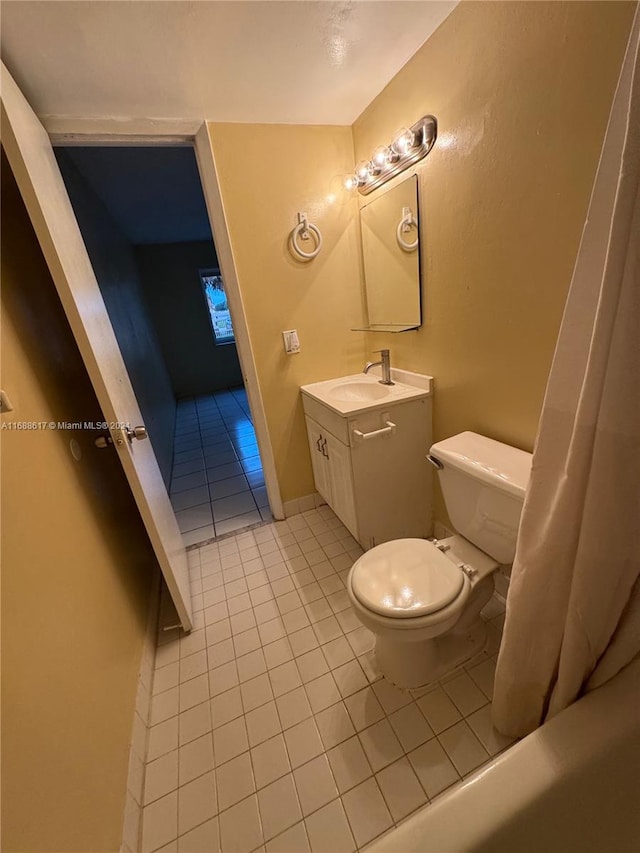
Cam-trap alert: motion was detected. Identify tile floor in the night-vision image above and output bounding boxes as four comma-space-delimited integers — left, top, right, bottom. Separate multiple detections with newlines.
170, 389, 270, 546
143, 507, 513, 853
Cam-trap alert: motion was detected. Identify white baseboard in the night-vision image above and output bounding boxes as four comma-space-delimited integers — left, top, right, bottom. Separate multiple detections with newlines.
120, 571, 161, 853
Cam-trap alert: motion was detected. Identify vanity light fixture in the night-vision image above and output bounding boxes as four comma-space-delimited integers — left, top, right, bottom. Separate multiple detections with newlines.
344, 115, 437, 195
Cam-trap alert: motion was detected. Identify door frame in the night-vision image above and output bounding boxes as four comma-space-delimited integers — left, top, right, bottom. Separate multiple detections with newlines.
48, 117, 285, 522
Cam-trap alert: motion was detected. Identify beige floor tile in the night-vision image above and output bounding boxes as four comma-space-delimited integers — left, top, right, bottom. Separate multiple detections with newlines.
213, 716, 249, 765
233, 627, 262, 658
304, 799, 356, 853
219, 794, 264, 853
268, 661, 302, 698
408, 739, 459, 799
344, 687, 385, 732
237, 649, 268, 683
322, 636, 355, 669
372, 678, 413, 715
341, 778, 393, 847
147, 517, 517, 853
283, 717, 324, 769
179, 650, 208, 684
150, 687, 179, 726
289, 626, 319, 657
275, 686, 312, 730
178, 733, 214, 786
376, 757, 427, 822
179, 701, 212, 746
154, 663, 180, 696
388, 702, 434, 753
210, 687, 243, 729
251, 733, 291, 789
142, 791, 178, 853
265, 821, 310, 853
441, 671, 488, 716
258, 617, 287, 646
296, 648, 329, 683
178, 771, 217, 836
207, 638, 235, 669
246, 700, 282, 747
326, 736, 373, 794
216, 752, 255, 811
332, 660, 368, 699
466, 704, 516, 756
312, 614, 343, 643
144, 750, 179, 804
257, 774, 302, 841
315, 701, 356, 750
293, 754, 338, 816
148, 718, 179, 762
208, 661, 239, 698
177, 816, 219, 853
305, 672, 341, 714
241, 673, 275, 711
358, 718, 403, 772
263, 637, 294, 670
416, 686, 462, 734
467, 658, 497, 700
438, 720, 490, 776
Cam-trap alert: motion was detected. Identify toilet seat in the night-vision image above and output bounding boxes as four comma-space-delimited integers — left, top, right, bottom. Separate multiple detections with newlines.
350, 539, 465, 619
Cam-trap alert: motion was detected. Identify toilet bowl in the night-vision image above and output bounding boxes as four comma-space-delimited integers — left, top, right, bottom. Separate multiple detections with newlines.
347, 431, 532, 689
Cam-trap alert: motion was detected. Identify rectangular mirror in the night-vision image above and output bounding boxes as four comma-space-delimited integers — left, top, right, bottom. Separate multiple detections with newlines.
353, 174, 422, 332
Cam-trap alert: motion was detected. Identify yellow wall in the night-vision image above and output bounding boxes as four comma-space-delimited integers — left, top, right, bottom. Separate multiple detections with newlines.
1, 156, 155, 852
353, 1, 634, 519
210, 124, 367, 501
211, 3, 633, 516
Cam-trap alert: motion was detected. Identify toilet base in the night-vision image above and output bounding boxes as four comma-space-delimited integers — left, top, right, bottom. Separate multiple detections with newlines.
375, 618, 488, 690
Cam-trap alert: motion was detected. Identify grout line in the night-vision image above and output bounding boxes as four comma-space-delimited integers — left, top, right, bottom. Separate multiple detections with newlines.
171, 391, 268, 547
146, 509, 507, 852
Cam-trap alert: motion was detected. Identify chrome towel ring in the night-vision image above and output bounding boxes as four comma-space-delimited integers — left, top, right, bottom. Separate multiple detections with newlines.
396, 205, 419, 252
290, 212, 323, 260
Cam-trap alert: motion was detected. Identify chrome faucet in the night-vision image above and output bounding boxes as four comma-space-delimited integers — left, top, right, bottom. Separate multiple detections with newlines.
363, 349, 394, 385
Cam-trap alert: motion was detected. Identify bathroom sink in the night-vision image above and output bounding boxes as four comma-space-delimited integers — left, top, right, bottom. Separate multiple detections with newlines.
327, 381, 392, 403
301, 372, 432, 416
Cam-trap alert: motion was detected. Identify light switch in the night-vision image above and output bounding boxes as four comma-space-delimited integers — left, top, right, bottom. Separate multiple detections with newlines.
282, 329, 300, 354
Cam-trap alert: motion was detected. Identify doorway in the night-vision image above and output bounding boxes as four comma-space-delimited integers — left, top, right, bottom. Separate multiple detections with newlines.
54, 144, 271, 544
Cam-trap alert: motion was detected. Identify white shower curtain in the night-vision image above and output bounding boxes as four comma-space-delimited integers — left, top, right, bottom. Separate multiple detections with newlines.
492, 13, 640, 739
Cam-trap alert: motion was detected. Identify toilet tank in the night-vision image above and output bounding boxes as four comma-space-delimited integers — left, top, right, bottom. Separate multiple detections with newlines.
429, 432, 532, 564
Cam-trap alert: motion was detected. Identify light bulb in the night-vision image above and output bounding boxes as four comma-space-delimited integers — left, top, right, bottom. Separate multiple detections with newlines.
391, 127, 416, 156
371, 146, 389, 172
355, 160, 371, 182
343, 174, 359, 192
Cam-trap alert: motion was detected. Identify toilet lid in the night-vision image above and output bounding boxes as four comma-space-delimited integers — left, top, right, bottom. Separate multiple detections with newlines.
351, 539, 464, 618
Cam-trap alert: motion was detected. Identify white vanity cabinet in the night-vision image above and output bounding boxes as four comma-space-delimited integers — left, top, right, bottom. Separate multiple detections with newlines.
305, 415, 358, 538
301, 372, 433, 550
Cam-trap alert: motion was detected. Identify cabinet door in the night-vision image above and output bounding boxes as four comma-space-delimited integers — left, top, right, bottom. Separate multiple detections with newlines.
324, 432, 358, 540
304, 417, 331, 504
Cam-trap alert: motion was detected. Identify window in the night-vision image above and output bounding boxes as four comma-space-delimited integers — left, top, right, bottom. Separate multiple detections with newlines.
200, 268, 235, 345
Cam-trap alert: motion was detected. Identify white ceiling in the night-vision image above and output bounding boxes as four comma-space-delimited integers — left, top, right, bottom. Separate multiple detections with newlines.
0, 1, 456, 126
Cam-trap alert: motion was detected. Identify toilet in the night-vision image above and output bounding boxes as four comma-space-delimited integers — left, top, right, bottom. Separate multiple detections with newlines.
347, 431, 532, 688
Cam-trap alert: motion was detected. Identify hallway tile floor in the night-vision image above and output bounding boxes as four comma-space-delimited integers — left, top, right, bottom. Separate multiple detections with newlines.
142, 507, 512, 853
170, 389, 270, 546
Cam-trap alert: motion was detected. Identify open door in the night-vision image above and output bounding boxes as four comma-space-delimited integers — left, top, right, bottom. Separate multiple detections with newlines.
1, 63, 193, 630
